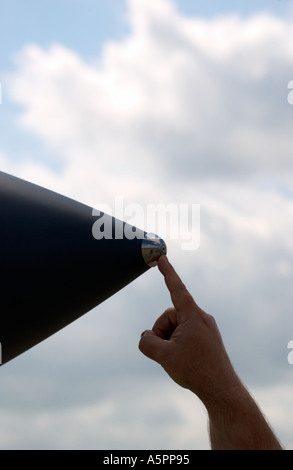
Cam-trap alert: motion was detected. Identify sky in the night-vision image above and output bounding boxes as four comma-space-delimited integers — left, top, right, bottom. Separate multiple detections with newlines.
0, 0, 293, 450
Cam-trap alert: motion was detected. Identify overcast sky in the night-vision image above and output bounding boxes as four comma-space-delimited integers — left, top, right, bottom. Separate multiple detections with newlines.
0, 0, 293, 450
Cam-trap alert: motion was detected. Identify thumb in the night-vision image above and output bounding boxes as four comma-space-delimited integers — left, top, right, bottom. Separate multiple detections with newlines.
139, 330, 168, 364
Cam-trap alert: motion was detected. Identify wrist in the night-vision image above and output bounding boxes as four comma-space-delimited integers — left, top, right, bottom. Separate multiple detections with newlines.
183, 333, 245, 412
188, 367, 243, 413
204, 381, 248, 416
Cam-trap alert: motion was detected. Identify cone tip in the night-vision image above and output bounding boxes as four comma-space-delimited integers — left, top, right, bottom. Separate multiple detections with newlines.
141, 233, 167, 267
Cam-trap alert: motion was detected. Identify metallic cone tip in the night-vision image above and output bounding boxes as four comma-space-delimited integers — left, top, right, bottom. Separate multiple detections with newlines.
141, 233, 167, 267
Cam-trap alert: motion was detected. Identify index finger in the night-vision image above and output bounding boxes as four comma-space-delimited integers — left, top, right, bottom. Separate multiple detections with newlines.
158, 256, 196, 314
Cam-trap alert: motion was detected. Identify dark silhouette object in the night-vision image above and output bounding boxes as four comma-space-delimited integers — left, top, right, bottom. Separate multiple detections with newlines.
0, 171, 166, 364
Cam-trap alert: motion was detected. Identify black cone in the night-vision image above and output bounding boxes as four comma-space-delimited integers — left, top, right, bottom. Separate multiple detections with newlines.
0, 171, 153, 364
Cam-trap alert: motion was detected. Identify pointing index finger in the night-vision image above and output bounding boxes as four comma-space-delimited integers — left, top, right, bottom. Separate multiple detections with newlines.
158, 256, 196, 314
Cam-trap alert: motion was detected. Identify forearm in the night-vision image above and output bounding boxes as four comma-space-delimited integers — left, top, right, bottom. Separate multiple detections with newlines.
204, 383, 282, 450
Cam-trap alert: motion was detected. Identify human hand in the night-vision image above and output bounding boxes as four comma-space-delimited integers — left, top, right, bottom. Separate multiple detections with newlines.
139, 256, 283, 450
139, 256, 240, 408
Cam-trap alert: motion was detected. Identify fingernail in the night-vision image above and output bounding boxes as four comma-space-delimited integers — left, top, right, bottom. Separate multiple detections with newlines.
141, 329, 153, 337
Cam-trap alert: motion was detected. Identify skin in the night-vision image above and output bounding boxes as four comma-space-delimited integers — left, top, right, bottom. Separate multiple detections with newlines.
139, 255, 282, 450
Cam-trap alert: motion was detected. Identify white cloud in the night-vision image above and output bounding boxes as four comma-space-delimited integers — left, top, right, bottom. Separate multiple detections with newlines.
7, 0, 293, 195
1, 0, 293, 450
0, 374, 210, 449
0, 372, 292, 450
